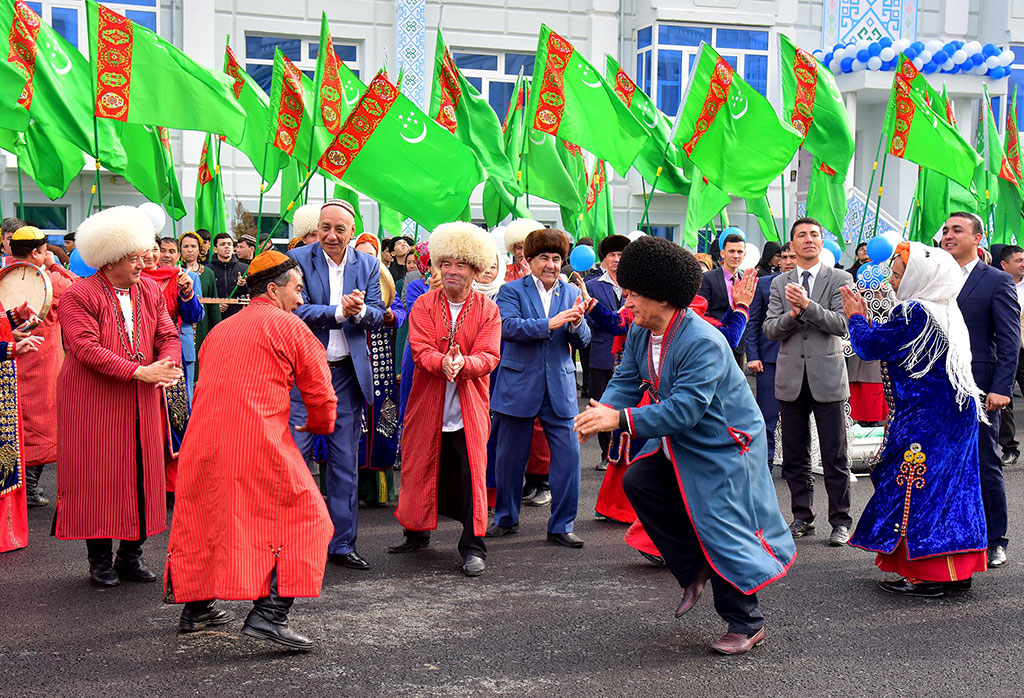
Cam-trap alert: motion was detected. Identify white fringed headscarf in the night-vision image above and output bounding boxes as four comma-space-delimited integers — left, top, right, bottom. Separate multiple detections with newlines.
891, 242, 986, 421
472, 250, 506, 299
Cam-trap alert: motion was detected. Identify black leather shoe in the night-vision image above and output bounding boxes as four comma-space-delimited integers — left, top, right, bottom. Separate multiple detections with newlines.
329, 551, 370, 570
639, 551, 666, 566
89, 562, 120, 587
879, 578, 944, 597
113, 555, 158, 583
485, 522, 518, 537
943, 578, 973, 591
1001, 450, 1019, 467
828, 525, 851, 546
789, 520, 815, 537
988, 545, 1008, 568
179, 602, 235, 633
521, 486, 538, 502
546, 531, 584, 548
595, 460, 609, 471
462, 555, 486, 577
242, 613, 314, 651
388, 540, 429, 554
524, 489, 551, 507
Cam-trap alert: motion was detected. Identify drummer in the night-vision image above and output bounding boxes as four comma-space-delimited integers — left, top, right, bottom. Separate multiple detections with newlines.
7, 226, 77, 508
286, 199, 385, 571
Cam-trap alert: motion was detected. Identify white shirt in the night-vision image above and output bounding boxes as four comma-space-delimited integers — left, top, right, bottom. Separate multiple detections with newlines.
960, 257, 980, 283
114, 286, 133, 342
795, 260, 823, 293
324, 249, 367, 361
598, 270, 621, 302
1015, 279, 1024, 348
532, 274, 556, 316
441, 300, 465, 432
649, 333, 671, 457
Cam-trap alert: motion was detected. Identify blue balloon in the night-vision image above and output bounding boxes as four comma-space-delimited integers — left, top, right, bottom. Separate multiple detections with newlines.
933, 50, 948, 64
833, 43, 846, 53
910, 41, 925, 52
718, 226, 746, 249
865, 236, 895, 264
856, 49, 870, 62
991, 66, 1006, 80
904, 47, 919, 60
823, 51, 833, 65
568, 244, 597, 273
923, 61, 938, 74
972, 53, 985, 66
823, 239, 842, 261
879, 37, 893, 48
943, 42, 956, 54
68, 248, 96, 277
856, 262, 877, 284
868, 42, 882, 56
840, 57, 854, 72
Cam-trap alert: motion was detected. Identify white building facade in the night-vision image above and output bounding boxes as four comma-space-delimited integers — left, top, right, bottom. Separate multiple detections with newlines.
6, 0, 1024, 256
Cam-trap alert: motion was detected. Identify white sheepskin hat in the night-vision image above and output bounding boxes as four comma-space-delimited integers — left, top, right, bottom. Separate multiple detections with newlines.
292, 203, 320, 238
504, 218, 544, 254
76, 206, 159, 269
430, 222, 497, 272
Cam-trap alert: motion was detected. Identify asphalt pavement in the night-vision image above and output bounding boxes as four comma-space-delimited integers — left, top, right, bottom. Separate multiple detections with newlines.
4, 423, 1024, 697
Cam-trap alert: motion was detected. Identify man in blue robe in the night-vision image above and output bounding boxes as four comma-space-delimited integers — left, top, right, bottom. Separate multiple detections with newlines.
575, 237, 795, 656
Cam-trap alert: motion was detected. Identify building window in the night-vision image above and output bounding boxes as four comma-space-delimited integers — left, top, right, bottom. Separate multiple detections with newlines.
245, 34, 360, 94
637, 23, 769, 116
1010, 45, 1024, 130
23, 1, 158, 50
19, 204, 69, 232
453, 51, 534, 119
640, 225, 675, 240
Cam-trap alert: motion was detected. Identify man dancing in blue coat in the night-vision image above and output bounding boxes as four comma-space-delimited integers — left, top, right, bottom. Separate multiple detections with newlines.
575, 237, 795, 655
488, 227, 591, 547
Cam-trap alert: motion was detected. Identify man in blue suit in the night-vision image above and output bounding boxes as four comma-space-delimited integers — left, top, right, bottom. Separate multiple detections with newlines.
287, 200, 384, 570
585, 234, 629, 469
944, 212, 1020, 569
744, 243, 797, 469
489, 228, 591, 547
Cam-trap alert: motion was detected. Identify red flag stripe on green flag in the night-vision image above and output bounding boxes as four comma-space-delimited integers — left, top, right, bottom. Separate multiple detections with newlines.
224, 46, 245, 99
198, 139, 213, 185
532, 30, 571, 135
94, 5, 132, 121
788, 49, 817, 137
889, 61, 917, 159
680, 56, 732, 157
9, 2, 40, 110
585, 160, 604, 213
434, 46, 461, 134
273, 54, 305, 156
319, 73, 400, 180
317, 14, 345, 135
1007, 91, 1022, 182
611, 65, 635, 106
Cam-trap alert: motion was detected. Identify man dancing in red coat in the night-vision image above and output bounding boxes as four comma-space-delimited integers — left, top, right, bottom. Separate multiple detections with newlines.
165, 251, 337, 650
392, 223, 501, 576
54, 206, 183, 587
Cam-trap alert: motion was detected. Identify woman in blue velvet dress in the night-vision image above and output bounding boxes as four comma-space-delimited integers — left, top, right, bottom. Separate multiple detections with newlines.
841, 241, 987, 598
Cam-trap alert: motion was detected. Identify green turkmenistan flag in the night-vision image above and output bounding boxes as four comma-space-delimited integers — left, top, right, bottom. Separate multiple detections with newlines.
779, 35, 854, 177
527, 25, 646, 175
378, 203, 403, 237
223, 44, 286, 185
884, 56, 980, 190
998, 87, 1024, 244
606, 55, 690, 194
683, 165, 731, 249
673, 44, 802, 198
744, 196, 779, 243
87, 1, 245, 142
431, 29, 517, 188
156, 127, 187, 221
806, 160, 847, 245
973, 89, 1021, 245
278, 160, 307, 223
318, 73, 484, 230
0, 124, 85, 200
195, 134, 226, 234
266, 48, 333, 164
119, 125, 186, 220
332, 182, 364, 235
577, 159, 615, 244
909, 167, 950, 244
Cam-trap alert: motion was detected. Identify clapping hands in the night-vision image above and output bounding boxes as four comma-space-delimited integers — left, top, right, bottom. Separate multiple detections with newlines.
442, 342, 465, 382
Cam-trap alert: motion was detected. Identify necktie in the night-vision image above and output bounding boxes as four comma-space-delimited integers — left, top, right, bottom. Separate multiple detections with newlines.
801, 270, 812, 295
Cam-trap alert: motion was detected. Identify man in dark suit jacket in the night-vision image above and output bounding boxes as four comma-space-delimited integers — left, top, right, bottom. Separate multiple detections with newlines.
699, 232, 747, 365
745, 243, 797, 468
943, 212, 1020, 568
764, 218, 854, 547
287, 200, 385, 571
585, 234, 629, 468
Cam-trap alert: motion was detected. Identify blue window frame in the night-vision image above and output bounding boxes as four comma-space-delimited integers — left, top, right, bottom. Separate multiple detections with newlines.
638, 26, 652, 50
50, 7, 78, 47
489, 81, 516, 120
453, 53, 498, 71
717, 28, 768, 51
657, 50, 682, 116
505, 53, 535, 76
247, 36, 301, 62
453, 52, 534, 117
125, 9, 155, 31
245, 34, 361, 94
309, 43, 358, 64
641, 225, 674, 240
1010, 45, 1024, 130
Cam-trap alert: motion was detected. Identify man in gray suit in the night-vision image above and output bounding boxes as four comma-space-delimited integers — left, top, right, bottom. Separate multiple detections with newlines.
763, 217, 854, 546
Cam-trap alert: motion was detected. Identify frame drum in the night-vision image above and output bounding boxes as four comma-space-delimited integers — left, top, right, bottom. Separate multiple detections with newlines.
0, 262, 54, 322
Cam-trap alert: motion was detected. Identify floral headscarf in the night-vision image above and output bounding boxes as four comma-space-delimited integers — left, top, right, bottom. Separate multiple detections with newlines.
412, 240, 430, 275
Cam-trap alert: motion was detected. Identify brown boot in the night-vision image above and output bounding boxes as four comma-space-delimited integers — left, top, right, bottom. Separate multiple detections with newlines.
710, 627, 766, 655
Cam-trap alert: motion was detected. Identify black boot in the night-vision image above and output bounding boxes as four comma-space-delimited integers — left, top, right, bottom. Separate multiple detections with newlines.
25, 465, 49, 507
114, 543, 158, 583
241, 570, 314, 650
87, 540, 119, 587
179, 600, 235, 633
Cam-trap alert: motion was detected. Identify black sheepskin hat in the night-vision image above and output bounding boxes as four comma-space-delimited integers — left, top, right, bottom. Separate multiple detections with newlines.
617, 236, 702, 309
523, 227, 571, 260
597, 234, 630, 260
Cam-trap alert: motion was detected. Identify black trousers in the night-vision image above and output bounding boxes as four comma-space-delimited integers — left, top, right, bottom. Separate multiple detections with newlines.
778, 374, 852, 528
622, 452, 763, 635
579, 346, 591, 395
404, 429, 485, 559
998, 347, 1024, 453
87, 412, 147, 562
589, 367, 614, 460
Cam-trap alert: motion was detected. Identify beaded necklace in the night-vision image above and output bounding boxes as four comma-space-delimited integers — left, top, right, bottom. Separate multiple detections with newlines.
99, 274, 145, 362
440, 289, 474, 348
643, 308, 683, 404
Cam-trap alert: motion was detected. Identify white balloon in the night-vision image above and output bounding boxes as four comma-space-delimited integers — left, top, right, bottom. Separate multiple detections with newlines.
138, 202, 166, 234
880, 47, 895, 62
999, 49, 1015, 66
942, 59, 955, 70
976, 63, 989, 75
925, 39, 943, 53
830, 57, 842, 73
490, 225, 506, 255
882, 230, 904, 247
819, 247, 836, 269
626, 230, 647, 241
812, 49, 823, 58
868, 56, 882, 70
833, 46, 847, 61
918, 50, 932, 64
966, 41, 982, 54
913, 57, 925, 70
739, 242, 760, 271
986, 55, 1000, 69
852, 59, 866, 71
856, 39, 870, 51
953, 49, 967, 64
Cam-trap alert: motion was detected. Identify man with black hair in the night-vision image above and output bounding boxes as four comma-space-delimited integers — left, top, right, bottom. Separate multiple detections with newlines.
998, 243, 1024, 466
575, 235, 794, 656
388, 235, 414, 285
208, 232, 249, 318
699, 232, 748, 366
1, 217, 26, 258
235, 234, 257, 264
847, 242, 869, 275
764, 217, 854, 546
943, 212, 1019, 568
196, 229, 211, 263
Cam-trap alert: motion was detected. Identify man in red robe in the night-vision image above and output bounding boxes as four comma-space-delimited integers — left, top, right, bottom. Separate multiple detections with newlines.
166, 251, 337, 651
392, 223, 501, 576
8, 226, 77, 507
54, 206, 183, 587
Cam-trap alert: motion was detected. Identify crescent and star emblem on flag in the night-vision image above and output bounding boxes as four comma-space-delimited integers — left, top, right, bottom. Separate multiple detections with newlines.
398, 111, 427, 144
343, 80, 361, 107
730, 89, 748, 120
530, 130, 548, 145
578, 64, 601, 89
46, 37, 72, 76
639, 103, 659, 129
